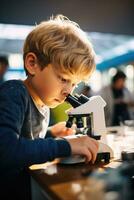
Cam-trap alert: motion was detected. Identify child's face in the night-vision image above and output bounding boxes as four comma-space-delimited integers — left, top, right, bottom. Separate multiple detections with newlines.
26, 54, 80, 108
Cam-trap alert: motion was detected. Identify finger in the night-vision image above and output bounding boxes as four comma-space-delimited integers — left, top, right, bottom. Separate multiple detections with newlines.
87, 143, 98, 163
90, 138, 99, 149
84, 149, 92, 163
65, 128, 75, 135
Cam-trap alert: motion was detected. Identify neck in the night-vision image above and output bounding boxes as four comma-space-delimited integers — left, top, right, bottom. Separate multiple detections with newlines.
24, 78, 45, 107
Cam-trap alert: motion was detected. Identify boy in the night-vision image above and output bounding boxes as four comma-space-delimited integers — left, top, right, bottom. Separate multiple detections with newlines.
0, 15, 98, 199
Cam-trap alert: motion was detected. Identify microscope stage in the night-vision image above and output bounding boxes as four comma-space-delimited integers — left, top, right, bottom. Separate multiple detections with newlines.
60, 155, 85, 164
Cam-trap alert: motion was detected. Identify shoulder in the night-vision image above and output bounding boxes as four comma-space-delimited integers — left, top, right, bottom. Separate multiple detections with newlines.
0, 79, 25, 88
123, 87, 132, 96
124, 87, 130, 92
0, 80, 29, 105
0, 80, 28, 94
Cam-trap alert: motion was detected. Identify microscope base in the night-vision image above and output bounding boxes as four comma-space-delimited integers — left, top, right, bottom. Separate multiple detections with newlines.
59, 152, 111, 164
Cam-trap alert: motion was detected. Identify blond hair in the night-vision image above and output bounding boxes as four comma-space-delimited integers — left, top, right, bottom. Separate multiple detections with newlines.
23, 15, 96, 81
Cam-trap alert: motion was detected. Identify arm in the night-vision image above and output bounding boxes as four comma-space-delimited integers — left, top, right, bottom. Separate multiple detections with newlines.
125, 89, 134, 107
0, 82, 71, 170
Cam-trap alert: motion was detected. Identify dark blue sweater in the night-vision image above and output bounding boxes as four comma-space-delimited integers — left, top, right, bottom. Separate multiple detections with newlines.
0, 80, 71, 173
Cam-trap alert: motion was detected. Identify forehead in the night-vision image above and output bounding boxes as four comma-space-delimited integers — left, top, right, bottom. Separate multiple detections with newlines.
116, 78, 125, 83
52, 66, 87, 82
55, 69, 81, 83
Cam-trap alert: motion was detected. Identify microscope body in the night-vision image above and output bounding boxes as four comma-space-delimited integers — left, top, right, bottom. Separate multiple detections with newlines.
67, 95, 107, 142
60, 94, 113, 164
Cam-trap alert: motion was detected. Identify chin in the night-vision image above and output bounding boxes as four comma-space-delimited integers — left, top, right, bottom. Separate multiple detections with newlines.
50, 105, 58, 108
46, 101, 60, 108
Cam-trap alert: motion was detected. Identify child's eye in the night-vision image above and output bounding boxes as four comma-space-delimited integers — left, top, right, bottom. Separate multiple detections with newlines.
61, 78, 67, 83
58, 75, 67, 83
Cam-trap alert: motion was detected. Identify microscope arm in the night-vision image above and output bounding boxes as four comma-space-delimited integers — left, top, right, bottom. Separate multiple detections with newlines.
67, 96, 107, 142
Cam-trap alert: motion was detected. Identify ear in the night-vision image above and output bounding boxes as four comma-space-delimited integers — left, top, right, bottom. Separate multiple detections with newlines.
24, 53, 38, 76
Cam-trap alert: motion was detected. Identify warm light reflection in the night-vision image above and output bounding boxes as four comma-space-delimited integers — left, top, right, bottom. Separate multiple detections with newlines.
71, 183, 82, 193
44, 164, 58, 175
29, 159, 59, 170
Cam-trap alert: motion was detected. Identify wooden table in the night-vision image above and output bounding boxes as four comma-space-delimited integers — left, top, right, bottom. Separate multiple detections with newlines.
30, 160, 111, 200
29, 128, 134, 200
30, 158, 121, 200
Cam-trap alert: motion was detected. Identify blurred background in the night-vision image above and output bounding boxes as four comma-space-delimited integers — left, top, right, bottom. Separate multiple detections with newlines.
0, 0, 134, 124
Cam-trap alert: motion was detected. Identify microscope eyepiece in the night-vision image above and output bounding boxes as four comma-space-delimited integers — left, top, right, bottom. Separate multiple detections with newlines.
65, 94, 81, 108
75, 94, 89, 104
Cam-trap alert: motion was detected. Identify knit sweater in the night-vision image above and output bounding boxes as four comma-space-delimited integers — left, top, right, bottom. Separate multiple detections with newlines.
0, 80, 71, 173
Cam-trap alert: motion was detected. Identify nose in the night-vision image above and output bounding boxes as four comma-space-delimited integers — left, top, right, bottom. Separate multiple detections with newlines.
61, 84, 74, 98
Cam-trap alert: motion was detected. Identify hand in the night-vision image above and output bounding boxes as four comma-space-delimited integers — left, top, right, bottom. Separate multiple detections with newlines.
66, 135, 99, 163
50, 121, 76, 137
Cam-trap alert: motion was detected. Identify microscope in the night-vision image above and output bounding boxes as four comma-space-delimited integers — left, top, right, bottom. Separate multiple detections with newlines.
60, 94, 114, 164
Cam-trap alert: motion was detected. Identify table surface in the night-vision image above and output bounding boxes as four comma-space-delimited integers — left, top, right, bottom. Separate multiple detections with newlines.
30, 127, 134, 200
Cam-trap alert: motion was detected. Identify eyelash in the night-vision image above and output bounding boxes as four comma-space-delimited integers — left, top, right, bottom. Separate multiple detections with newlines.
58, 75, 77, 87
61, 77, 67, 83
58, 75, 67, 83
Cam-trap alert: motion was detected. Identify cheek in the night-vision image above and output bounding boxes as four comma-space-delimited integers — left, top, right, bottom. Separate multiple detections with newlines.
38, 79, 61, 97
32, 69, 62, 97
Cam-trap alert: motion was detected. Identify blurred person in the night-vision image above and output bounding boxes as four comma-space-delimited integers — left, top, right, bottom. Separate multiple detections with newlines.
0, 15, 98, 200
0, 55, 9, 84
98, 70, 134, 126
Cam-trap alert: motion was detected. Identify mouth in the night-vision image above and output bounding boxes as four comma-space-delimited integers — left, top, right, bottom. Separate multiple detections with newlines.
54, 99, 64, 103
55, 99, 61, 103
